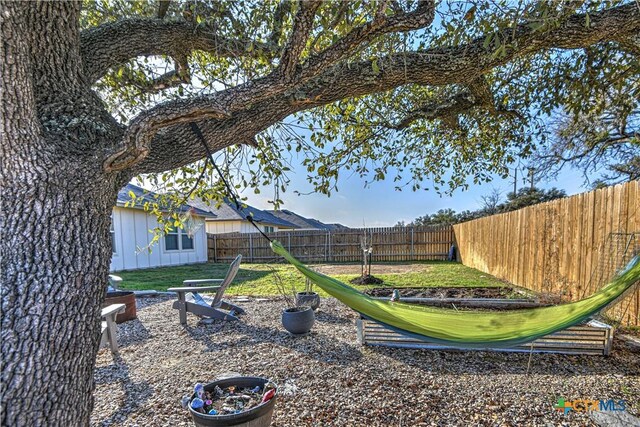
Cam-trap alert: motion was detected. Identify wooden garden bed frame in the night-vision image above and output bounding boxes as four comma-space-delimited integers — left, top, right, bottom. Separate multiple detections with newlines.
356, 298, 614, 356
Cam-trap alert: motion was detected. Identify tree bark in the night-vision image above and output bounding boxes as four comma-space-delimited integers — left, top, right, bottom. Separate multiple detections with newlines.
1, 1, 639, 425
1, 3, 124, 425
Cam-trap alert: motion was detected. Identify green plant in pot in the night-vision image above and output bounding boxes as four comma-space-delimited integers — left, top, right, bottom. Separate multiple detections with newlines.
275, 272, 315, 335
295, 278, 320, 311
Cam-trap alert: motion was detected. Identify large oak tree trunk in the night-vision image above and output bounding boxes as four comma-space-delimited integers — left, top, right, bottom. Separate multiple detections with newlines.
1, 3, 124, 424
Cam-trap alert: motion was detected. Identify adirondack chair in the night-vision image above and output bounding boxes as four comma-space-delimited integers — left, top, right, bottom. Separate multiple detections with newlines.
168, 255, 244, 325
101, 303, 125, 355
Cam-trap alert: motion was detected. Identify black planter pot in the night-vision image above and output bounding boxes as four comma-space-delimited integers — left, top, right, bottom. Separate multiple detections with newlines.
189, 377, 277, 427
295, 291, 320, 310
281, 306, 315, 335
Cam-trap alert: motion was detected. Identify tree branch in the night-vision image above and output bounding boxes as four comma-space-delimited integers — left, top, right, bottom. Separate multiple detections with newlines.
390, 76, 524, 129
614, 33, 640, 56
157, 1, 171, 19
81, 19, 274, 83
117, 55, 191, 94
269, 0, 293, 46
394, 91, 477, 130
120, 2, 640, 174
278, 0, 322, 80
105, 99, 231, 172
297, 0, 436, 82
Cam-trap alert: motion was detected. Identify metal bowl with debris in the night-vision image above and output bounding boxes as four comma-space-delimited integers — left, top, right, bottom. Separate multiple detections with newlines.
186, 377, 277, 427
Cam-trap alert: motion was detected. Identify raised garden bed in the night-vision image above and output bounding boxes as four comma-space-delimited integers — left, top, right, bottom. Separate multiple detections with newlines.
357, 318, 614, 356
364, 286, 540, 310
366, 286, 528, 299
357, 289, 613, 355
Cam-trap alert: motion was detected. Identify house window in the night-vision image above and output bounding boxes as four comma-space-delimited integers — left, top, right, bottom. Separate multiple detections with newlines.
165, 228, 179, 250
110, 215, 116, 254
165, 227, 194, 251
264, 226, 274, 233
181, 232, 194, 250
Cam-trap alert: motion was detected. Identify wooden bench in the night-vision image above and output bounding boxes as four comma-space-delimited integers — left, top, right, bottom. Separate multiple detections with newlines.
357, 317, 613, 355
101, 303, 125, 355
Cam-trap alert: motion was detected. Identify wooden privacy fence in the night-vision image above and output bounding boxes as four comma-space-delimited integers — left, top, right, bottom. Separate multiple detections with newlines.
208, 226, 454, 263
454, 180, 640, 327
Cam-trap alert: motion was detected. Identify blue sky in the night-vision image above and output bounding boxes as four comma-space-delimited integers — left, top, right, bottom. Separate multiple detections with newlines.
239, 154, 589, 228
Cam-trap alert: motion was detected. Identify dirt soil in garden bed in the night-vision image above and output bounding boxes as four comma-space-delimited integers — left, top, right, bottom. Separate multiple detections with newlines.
92, 296, 640, 426
365, 286, 526, 299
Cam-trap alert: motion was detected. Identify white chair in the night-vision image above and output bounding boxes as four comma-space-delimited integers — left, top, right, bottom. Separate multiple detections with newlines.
101, 304, 125, 355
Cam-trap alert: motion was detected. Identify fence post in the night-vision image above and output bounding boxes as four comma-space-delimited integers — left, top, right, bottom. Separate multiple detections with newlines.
411, 227, 415, 261
324, 232, 328, 262
213, 234, 217, 263
249, 233, 253, 262
328, 231, 332, 262
288, 232, 291, 252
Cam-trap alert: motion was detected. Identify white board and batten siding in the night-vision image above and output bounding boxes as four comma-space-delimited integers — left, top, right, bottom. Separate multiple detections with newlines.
110, 206, 208, 272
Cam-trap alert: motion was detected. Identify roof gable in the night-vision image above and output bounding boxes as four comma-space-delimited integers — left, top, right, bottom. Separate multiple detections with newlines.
189, 197, 298, 228
267, 209, 344, 230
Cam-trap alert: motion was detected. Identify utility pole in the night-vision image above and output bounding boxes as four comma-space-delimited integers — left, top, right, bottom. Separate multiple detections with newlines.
528, 167, 535, 190
512, 167, 518, 195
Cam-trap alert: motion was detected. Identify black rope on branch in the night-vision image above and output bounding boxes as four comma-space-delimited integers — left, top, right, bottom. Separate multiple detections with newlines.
189, 123, 273, 243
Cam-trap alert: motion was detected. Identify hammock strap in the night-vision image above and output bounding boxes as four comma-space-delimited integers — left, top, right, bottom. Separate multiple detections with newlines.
190, 122, 273, 243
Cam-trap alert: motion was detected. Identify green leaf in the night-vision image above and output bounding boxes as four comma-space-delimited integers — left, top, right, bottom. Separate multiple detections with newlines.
483, 33, 493, 49
371, 59, 380, 75
491, 44, 505, 59
464, 5, 476, 22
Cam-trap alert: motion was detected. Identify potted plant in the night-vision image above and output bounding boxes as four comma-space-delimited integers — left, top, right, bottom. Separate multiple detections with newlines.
274, 274, 315, 335
295, 278, 320, 310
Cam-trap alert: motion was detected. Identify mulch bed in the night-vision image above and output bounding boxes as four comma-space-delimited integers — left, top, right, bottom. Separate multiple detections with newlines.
349, 274, 384, 285
92, 296, 640, 426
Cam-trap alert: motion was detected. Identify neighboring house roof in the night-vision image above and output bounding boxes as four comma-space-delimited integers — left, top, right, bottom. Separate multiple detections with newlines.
326, 223, 349, 230
188, 197, 298, 228
267, 210, 348, 231
116, 183, 217, 218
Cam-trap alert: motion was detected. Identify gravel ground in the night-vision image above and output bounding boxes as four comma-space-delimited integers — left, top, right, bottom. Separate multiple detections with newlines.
92, 296, 640, 426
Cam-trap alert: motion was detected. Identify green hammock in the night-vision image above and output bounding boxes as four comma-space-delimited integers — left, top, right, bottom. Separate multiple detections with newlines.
271, 240, 640, 348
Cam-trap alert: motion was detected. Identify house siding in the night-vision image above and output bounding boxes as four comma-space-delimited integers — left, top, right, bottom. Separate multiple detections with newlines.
206, 220, 297, 234
205, 220, 244, 234
110, 206, 208, 271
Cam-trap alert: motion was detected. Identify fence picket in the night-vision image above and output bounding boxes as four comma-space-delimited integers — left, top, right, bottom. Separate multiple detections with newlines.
208, 225, 454, 264
453, 181, 639, 327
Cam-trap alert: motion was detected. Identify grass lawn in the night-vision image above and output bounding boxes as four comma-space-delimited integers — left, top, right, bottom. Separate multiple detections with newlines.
114, 261, 511, 297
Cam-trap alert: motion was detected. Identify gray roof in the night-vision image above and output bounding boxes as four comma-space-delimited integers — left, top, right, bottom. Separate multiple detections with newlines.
188, 197, 298, 228
116, 184, 217, 218
267, 210, 347, 230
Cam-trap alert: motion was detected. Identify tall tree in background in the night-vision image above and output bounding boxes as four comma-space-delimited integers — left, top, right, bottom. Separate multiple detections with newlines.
479, 187, 503, 215
2, 1, 639, 424
401, 187, 566, 226
533, 106, 639, 185
499, 187, 567, 212
413, 208, 459, 226
531, 36, 639, 185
